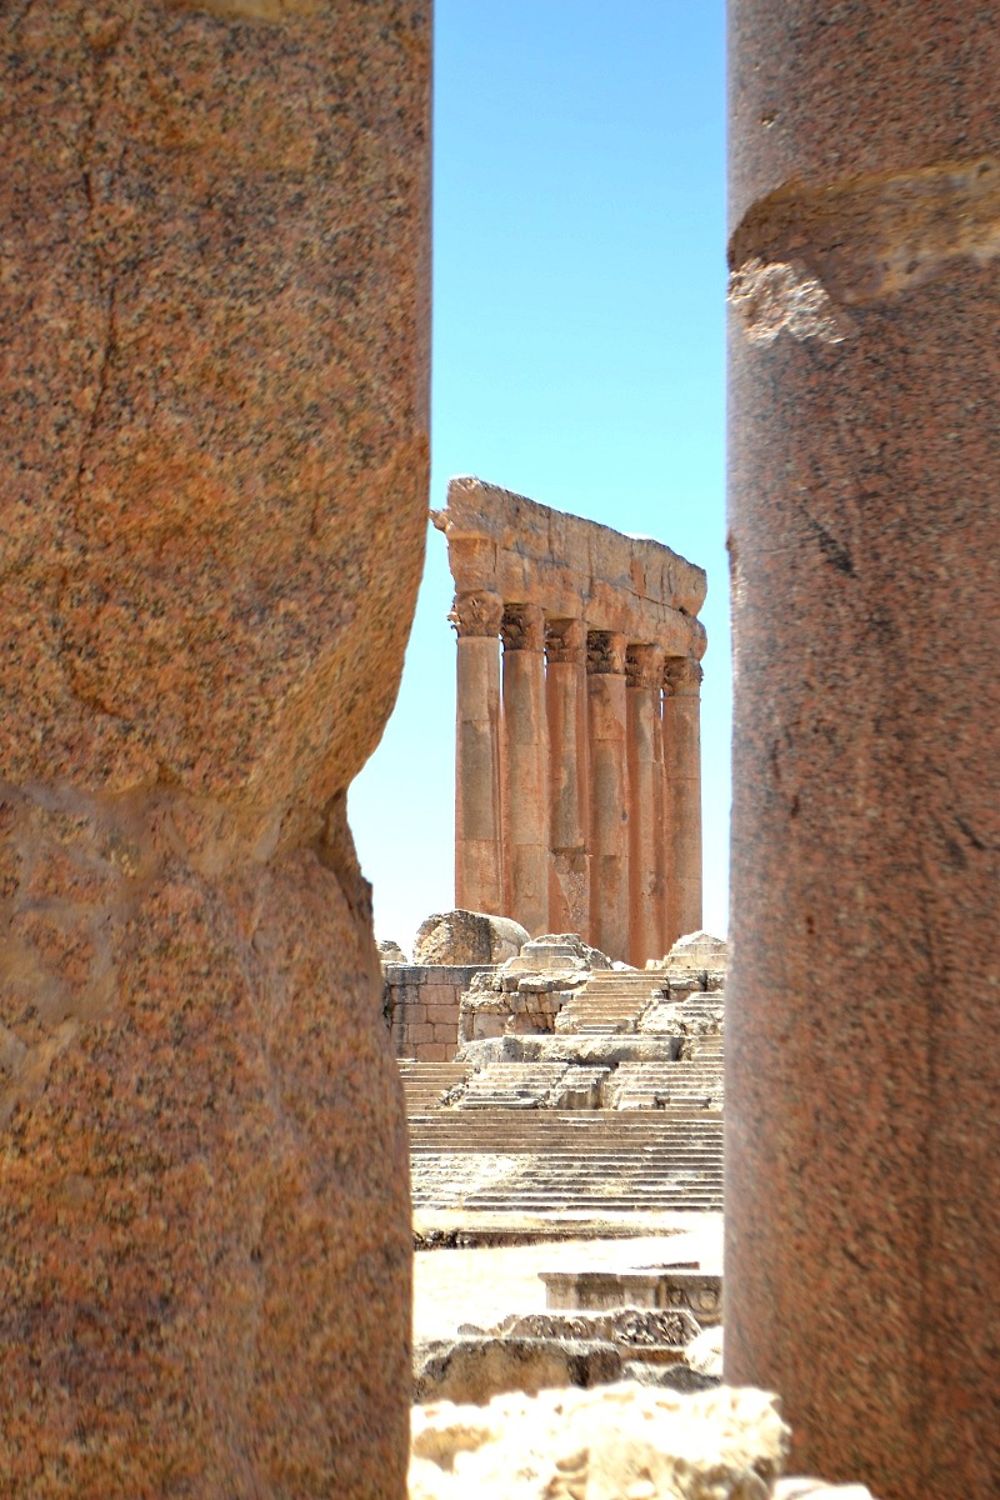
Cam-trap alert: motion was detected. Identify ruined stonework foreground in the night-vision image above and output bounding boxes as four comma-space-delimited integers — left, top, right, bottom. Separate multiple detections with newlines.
727, 2, 999, 1497
0, 3, 430, 1495
436, 478, 707, 966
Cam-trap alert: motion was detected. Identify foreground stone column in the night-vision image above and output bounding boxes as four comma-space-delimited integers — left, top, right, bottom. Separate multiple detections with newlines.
727, 5, 999, 1498
501, 603, 550, 935
587, 631, 630, 960
626, 644, 665, 966
453, 591, 505, 918
662, 658, 703, 944
546, 618, 590, 936
0, 4, 429, 1496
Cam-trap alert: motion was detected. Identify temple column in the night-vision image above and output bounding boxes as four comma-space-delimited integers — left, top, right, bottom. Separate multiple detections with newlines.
452, 590, 505, 917
727, 4, 998, 1494
626, 644, 666, 966
501, 603, 550, 935
546, 618, 590, 936
662, 657, 703, 943
587, 630, 629, 960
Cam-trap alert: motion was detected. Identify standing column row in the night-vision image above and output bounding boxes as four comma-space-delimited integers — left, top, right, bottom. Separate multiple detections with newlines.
452, 597, 703, 960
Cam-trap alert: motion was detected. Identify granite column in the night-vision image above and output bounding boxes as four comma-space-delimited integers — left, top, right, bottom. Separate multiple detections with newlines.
0, 2, 430, 1493
453, 591, 505, 918
501, 603, 550, 935
587, 631, 630, 961
662, 657, 703, 944
626, 644, 665, 966
546, 618, 591, 937
727, 3, 999, 1496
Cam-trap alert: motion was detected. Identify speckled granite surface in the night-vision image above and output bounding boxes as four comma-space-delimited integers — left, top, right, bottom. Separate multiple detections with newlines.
726, 5, 999, 1500
0, 1, 429, 1495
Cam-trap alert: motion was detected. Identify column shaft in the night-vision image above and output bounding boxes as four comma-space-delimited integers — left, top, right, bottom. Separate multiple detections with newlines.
728, 5, 998, 1496
662, 658, 703, 944
501, 604, 549, 935
587, 631, 629, 961
627, 645, 665, 966
452, 591, 504, 916
546, 619, 590, 936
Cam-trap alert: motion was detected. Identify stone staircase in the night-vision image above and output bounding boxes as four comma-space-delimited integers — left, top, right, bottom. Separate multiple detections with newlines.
398, 1061, 470, 1112
454, 1062, 576, 1109
554, 971, 664, 1034
409, 1109, 724, 1213
605, 1059, 724, 1111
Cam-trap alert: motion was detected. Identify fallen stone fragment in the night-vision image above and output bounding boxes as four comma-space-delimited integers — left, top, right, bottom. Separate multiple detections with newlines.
414, 909, 530, 965
409, 1382, 789, 1499
414, 1336, 622, 1405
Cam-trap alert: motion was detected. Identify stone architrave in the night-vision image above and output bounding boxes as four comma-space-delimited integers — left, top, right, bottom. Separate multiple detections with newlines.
452, 591, 506, 918
727, 3, 1000, 1497
501, 603, 550, 936
626, 644, 666, 967
546, 618, 591, 936
662, 658, 704, 945
587, 631, 630, 962
0, 4, 430, 1496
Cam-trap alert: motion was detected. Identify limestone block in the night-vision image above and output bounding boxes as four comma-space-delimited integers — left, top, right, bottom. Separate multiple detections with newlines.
409, 1383, 789, 1500
379, 939, 410, 964
0, 1, 429, 1495
414, 909, 530, 965
427, 1004, 459, 1026
413, 1337, 623, 1406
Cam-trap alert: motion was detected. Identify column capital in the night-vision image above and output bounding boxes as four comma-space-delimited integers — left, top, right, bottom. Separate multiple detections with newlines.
587, 629, 628, 676
626, 643, 666, 690
500, 602, 545, 653
663, 656, 703, 696
449, 590, 504, 638
545, 617, 587, 665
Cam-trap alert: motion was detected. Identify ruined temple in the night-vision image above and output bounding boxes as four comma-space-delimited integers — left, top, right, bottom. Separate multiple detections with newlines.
434, 477, 707, 967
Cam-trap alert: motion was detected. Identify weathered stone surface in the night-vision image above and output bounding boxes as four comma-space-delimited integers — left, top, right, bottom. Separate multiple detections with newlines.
727, 4, 999, 1496
379, 938, 410, 964
0, 2, 429, 1495
413, 1336, 622, 1405
687, 1325, 724, 1378
414, 909, 529, 967
409, 1383, 790, 1500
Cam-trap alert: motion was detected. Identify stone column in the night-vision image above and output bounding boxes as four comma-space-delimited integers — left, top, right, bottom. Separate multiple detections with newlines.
0, 3, 429, 1495
452, 591, 505, 918
727, 5, 998, 1497
546, 618, 590, 936
626, 644, 666, 966
662, 658, 703, 944
587, 631, 630, 961
501, 603, 550, 936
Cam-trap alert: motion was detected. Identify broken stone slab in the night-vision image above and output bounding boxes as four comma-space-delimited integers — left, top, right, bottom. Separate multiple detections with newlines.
409, 1382, 789, 1500
378, 938, 409, 964
414, 910, 530, 966
542, 1269, 723, 1325
456, 1033, 682, 1068
464, 1306, 703, 1354
622, 1360, 721, 1393
413, 1336, 622, 1405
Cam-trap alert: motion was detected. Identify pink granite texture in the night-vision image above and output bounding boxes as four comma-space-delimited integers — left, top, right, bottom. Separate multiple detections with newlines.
726, 5, 999, 1500
0, 2, 429, 1496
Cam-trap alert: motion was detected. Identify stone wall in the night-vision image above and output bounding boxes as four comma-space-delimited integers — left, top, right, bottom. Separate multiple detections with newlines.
385, 964, 494, 1060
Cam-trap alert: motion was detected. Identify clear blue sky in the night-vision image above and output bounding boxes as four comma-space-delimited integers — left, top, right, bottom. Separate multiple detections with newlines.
350, 0, 728, 952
